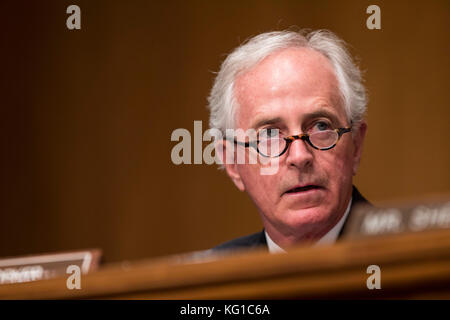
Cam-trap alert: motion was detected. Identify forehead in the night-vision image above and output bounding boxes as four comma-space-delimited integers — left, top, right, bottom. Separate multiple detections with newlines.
234, 47, 345, 128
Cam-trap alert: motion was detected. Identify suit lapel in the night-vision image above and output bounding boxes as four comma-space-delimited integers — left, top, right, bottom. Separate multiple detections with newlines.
338, 186, 372, 238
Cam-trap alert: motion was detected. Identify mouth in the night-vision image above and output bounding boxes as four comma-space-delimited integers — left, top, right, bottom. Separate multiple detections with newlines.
284, 185, 323, 195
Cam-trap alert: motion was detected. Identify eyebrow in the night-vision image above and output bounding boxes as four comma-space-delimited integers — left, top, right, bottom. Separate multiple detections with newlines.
249, 108, 343, 130
251, 117, 283, 130
302, 109, 342, 126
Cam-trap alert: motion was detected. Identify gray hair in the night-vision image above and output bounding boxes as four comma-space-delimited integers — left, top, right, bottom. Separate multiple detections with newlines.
207, 29, 367, 132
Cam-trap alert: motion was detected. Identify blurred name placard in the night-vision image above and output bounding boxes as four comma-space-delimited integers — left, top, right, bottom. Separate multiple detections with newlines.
0, 249, 101, 285
343, 200, 450, 239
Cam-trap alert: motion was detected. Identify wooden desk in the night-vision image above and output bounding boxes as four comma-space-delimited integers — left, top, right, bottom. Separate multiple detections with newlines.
1, 228, 450, 299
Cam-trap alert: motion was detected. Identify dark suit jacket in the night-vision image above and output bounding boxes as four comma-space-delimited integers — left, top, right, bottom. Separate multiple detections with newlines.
212, 186, 370, 253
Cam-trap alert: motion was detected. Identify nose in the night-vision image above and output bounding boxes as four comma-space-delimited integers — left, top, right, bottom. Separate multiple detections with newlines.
285, 138, 314, 169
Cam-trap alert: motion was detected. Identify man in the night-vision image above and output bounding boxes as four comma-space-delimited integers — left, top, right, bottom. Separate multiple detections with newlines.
207, 29, 369, 253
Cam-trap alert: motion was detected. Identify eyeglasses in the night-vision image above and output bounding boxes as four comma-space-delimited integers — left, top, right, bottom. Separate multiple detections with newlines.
229, 127, 352, 158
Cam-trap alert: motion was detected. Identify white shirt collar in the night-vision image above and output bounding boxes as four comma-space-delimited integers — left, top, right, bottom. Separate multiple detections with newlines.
265, 197, 353, 253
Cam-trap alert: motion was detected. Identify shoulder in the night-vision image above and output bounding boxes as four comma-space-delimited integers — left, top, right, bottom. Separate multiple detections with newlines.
352, 186, 371, 207
212, 230, 268, 252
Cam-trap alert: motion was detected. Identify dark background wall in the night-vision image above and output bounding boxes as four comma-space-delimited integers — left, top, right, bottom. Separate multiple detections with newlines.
1, 0, 449, 263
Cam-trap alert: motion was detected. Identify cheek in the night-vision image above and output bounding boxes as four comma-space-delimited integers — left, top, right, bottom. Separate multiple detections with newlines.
239, 165, 279, 204
319, 145, 354, 186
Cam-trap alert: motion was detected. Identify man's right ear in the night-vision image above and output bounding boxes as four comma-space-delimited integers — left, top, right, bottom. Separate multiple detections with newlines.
215, 140, 245, 192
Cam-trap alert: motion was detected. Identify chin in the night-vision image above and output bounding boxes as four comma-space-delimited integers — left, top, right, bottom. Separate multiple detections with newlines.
281, 205, 336, 233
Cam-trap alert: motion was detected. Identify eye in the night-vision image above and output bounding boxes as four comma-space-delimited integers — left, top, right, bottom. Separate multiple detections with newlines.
311, 121, 331, 132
